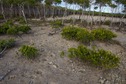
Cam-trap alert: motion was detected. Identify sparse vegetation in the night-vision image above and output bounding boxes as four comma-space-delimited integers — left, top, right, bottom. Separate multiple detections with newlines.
17, 25, 31, 33
19, 45, 38, 59
0, 39, 15, 52
91, 28, 117, 41
104, 20, 111, 25
60, 51, 65, 57
68, 45, 120, 69
7, 27, 18, 35
50, 20, 63, 28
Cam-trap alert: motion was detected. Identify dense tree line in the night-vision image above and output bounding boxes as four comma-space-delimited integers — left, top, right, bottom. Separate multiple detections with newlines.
0, 0, 126, 26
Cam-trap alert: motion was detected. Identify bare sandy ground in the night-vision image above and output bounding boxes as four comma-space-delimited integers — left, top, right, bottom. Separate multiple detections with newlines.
0, 21, 126, 84
47, 15, 126, 23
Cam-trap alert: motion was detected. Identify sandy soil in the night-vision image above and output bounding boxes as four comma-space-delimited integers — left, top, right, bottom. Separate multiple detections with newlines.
0, 21, 126, 84
47, 15, 126, 23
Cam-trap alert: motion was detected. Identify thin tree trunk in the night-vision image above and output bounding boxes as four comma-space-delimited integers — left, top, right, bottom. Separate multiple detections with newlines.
9, 4, 13, 18
119, 14, 126, 29
0, 0, 7, 22
27, 4, 31, 18
62, 3, 67, 25
21, 5, 28, 25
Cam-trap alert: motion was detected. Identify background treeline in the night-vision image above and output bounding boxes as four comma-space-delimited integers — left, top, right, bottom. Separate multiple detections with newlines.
0, 0, 126, 22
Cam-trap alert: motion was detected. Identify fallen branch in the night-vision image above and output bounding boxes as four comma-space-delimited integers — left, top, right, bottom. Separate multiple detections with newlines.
0, 47, 7, 58
0, 68, 15, 81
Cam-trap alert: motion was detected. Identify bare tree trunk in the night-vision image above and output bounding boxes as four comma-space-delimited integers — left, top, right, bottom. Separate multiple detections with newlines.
119, 14, 126, 30
37, 6, 41, 18
62, 3, 67, 25
21, 5, 28, 25
43, 4, 46, 20
27, 4, 31, 18
0, 0, 7, 22
10, 4, 13, 18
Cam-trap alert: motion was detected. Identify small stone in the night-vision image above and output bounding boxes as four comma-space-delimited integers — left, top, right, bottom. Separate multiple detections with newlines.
52, 64, 58, 68
51, 53, 56, 57
105, 80, 111, 84
99, 77, 106, 84
48, 62, 53, 65
78, 69, 86, 73
8, 75, 16, 79
35, 69, 43, 74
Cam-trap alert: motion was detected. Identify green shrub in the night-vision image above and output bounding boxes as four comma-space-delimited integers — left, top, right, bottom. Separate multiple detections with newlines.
14, 17, 26, 24
0, 24, 10, 34
0, 20, 14, 34
61, 26, 79, 40
7, 27, 18, 35
91, 28, 117, 41
0, 39, 15, 51
104, 20, 111, 25
76, 29, 94, 43
50, 20, 63, 28
17, 25, 31, 33
0, 15, 3, 19
68, 45, 120, 69
19, 45, 38, 59
62, 26, 94, 43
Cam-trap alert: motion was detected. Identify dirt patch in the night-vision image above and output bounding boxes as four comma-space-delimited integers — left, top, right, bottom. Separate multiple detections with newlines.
0, 21, 126, 84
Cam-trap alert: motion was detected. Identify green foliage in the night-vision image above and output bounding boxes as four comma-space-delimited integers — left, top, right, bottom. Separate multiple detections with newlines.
0, 21, 13, 34
62, 26, 79, 40
15, 17, 26, 24
60, 51, 65, 57
19, 45, 38, 59
17, 25, 31, 33
104, 20, 111, 25
0, 20, 31, 35
7, 27, 18, 35
76, 29, 94, 43
50, 20, 63, 28
91, 28, 117, 41
0, 39, 15, 51
62, 26, 94, 43
0, 15, 3, 19
68, 45, 120, 69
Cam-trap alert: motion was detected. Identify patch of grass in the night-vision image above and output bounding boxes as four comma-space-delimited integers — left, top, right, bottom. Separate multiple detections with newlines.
68, 45, 120, 69
62, 26, 79, 40
0, 39, 15, 52
91, 28, 117, 41
7, 27, 18, 35
50, 20, 63, 28
19, 45, 38, 59
60, 51, 65, 57
104, 20, 111, 25
61, 26, 94, 43
76, 28, 94, 43
17, 25, 31, 33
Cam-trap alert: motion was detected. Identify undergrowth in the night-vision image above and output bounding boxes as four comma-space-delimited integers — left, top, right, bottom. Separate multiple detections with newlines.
19, 45, 38, 59
68, 45, 120, 69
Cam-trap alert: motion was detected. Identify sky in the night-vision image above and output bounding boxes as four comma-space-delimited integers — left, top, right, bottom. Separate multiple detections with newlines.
42, 0, 124, 13
58, 1, 124, 13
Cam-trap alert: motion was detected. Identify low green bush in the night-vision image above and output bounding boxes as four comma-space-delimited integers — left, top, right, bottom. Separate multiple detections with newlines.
76, 29, 94, 43
0, 20, 14, 34
91, 28, 117, 41
104, 20, 111, 25
17, 25, 31, 33
0, 15, 3, 19
68, 45, 120, 69
19, 45, 38, 59
62, 26, 94, 43
50, 20, 63, 28
7, 27, 18, 35
62, 26, 79, 40
0, 39, 15, 52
